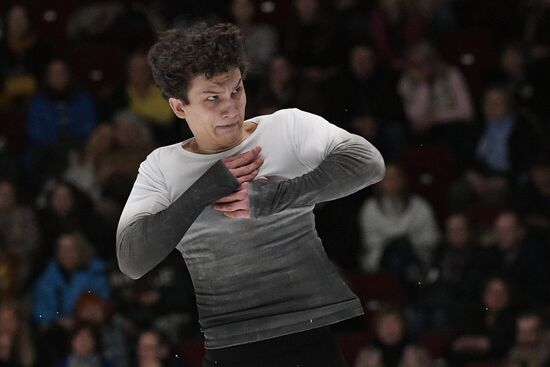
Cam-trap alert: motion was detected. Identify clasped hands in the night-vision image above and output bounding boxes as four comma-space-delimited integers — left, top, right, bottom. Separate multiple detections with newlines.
213, 146, 264, 218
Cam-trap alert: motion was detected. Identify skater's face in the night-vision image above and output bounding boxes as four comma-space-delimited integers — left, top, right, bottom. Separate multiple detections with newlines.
169, 68, 247, 153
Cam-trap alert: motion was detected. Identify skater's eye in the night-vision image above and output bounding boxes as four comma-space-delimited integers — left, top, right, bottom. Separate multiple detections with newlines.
206, 95, 218, 102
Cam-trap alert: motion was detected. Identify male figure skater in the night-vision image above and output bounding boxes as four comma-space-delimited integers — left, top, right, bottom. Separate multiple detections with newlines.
117, 23, 385, 366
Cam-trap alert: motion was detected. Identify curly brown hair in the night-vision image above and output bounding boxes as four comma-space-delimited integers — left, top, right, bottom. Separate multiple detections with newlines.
147, 23, 248, 103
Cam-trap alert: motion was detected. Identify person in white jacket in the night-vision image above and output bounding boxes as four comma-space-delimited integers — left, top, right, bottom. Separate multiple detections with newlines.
358, 163, 439, 273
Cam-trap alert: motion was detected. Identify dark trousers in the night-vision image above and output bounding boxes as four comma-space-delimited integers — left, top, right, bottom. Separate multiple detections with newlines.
203, 326, 348, 367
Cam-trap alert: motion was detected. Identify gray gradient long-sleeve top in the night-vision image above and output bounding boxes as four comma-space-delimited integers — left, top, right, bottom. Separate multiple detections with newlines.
116, 108, 385, 348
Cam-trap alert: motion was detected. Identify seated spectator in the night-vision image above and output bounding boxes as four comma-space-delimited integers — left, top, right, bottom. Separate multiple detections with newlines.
32, 231, 110, 330
488, 43, 539, 117
282, 0, 341, 84
447, 276, 517, 367
515, 156, 550, 234
398, 41, 474, 169
133, 329, 189, 367
0, 299, 36, 367
73, 293, 129, 367
108, 251, 198, 342
358, 163, 440, 274
37, 180, 112, 261
354, 306, 431, 367
64, 124, 115, 202
327, 43, 406, 160
0, 244, 24, 299
95, 111, 155, 219
333, 0, 371, 50
369, 0, 425, 69
0, 3, 52, 109
96, 110, 154, 187
100, 51, 177, 146
253, 55, 325, 116
412, 213, 484, 334
450, 86, 537, 211
230, 0, 278, 90
506, 311, 550, 367
25, 58, 97, 189
0, 178, 40, 284
477, 211, 550, 307
55, 323, 112, 367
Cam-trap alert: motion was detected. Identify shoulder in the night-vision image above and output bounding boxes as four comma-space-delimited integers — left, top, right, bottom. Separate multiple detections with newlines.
87, 258, 107, 273
253, 108, 323, 122
446, 66, 466, 82
361, 197, 380, 214
29, 93, 48, 106
140, 143, 178, 168
73, 89, 94, 102
409, 195, 434, 212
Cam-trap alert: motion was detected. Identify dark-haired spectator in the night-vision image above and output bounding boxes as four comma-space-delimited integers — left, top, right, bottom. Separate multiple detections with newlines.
0, 178, 40, 284
368, 0, 425, 69
358, 163, 439, 275
73, 293, 128, 367
522, 0, 550, 123
354, 306, 431, 367
108, 251, 197, 343
0, 299, 36, 367
398, 41, 474, 169
332, 0, 371, 50
253, 55, 325, 116
447, 276, 517, 367
25, 58, 97, 190
524, 0, 550, 59
505, 311, 550, 367
488, 43, 539, 118
515, 157, 550, 234
134, 329, 190, 367
412, 213, 484, 335
415, 0, 457, 33
230, 0, 278, 91
327, 43, 406, 160
55, 323, 112, 367
0, 3, 52, 109
282, 0, 341, 84
478, 211, 550, 307
37, 180, 113, 261
32, 231, 110, 330
0, 245, 24, 299
450, 86, 537, 210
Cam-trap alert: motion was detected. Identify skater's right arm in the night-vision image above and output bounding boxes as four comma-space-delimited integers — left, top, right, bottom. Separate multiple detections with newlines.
116, 148, 262, 279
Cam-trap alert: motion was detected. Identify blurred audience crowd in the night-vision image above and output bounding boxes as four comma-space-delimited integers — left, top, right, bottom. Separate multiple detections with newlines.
0, 0, 549, 366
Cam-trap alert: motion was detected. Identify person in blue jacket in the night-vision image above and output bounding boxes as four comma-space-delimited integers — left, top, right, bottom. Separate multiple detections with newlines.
32, 231, 110, 329
25, 58, 97, 191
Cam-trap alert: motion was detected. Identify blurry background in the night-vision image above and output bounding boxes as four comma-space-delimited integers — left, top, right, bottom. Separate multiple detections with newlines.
0, 0, 549, 366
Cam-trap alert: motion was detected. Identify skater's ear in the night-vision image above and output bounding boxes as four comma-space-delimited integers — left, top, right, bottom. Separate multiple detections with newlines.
168, 97, 186, 119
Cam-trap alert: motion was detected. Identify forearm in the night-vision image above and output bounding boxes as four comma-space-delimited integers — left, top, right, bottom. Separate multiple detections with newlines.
117, 161, 238, 279
248, 135, 385, 217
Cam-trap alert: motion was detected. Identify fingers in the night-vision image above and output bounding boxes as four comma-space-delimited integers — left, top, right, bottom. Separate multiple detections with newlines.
213, 199, 248, 212
223, 146, 262, 169
235, 165, 261, 184
215, 187, 248, 203
213, 183, 249, 217
223, 210, 250, 219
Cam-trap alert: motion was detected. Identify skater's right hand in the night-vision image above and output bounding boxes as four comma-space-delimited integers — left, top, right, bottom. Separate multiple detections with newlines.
223, 146, 264, 185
